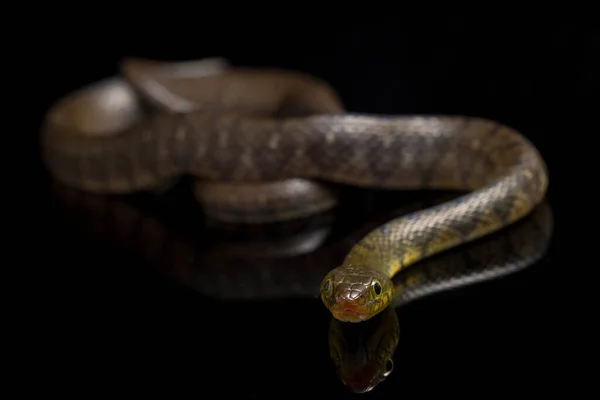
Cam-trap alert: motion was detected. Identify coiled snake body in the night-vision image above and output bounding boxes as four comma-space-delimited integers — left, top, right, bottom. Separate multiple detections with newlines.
40, 57, 549, 323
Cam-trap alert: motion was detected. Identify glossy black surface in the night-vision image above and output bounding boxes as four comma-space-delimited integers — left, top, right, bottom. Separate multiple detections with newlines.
30, 17, 592, 396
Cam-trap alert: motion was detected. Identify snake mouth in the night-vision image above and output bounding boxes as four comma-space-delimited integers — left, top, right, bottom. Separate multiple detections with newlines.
330, 305, 371, 323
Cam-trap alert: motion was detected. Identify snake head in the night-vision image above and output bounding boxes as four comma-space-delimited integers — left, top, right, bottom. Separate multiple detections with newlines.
321, 266, 393, 323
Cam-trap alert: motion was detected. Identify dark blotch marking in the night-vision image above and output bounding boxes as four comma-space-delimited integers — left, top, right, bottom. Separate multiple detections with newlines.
459, 122, 502, 186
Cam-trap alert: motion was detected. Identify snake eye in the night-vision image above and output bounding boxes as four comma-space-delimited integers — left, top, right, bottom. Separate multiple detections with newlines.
324, 279, 331, 293
383, 357, 394, 376
373, 280, 382, 296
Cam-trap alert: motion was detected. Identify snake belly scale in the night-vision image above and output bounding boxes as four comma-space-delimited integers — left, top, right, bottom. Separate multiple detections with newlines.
40, 58, 549, 323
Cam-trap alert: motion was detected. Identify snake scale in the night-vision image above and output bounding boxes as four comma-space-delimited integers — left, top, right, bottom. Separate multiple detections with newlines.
52, 183, 552, 393
40, 57, 549, 323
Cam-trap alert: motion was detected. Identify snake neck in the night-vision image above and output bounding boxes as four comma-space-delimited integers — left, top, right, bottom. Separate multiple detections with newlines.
334, 116, 548, 281
389, 201, 553, 309
347, 171, 547, 281
341, 232, 395, 277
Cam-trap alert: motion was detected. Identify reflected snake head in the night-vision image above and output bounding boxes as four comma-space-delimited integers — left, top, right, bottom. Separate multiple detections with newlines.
321, 265, 393, 323
329, 307, 399, 393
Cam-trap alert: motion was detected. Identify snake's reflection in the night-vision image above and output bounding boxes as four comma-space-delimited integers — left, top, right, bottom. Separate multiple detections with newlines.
51, 183, 552, 394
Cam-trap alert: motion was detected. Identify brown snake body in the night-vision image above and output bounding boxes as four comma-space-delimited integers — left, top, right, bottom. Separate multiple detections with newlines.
40, 57, 549, 322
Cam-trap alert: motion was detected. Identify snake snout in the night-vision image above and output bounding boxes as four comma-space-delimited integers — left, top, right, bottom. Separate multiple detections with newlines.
330, 290, 371, 322
334, 288, 367, 306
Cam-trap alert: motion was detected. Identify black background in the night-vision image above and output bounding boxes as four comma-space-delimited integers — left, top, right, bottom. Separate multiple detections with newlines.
28, 12, 596, 397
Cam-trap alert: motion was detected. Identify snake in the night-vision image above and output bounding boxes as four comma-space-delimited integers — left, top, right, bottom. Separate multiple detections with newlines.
40, 57, 549, 323
50, 182, 553, 393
